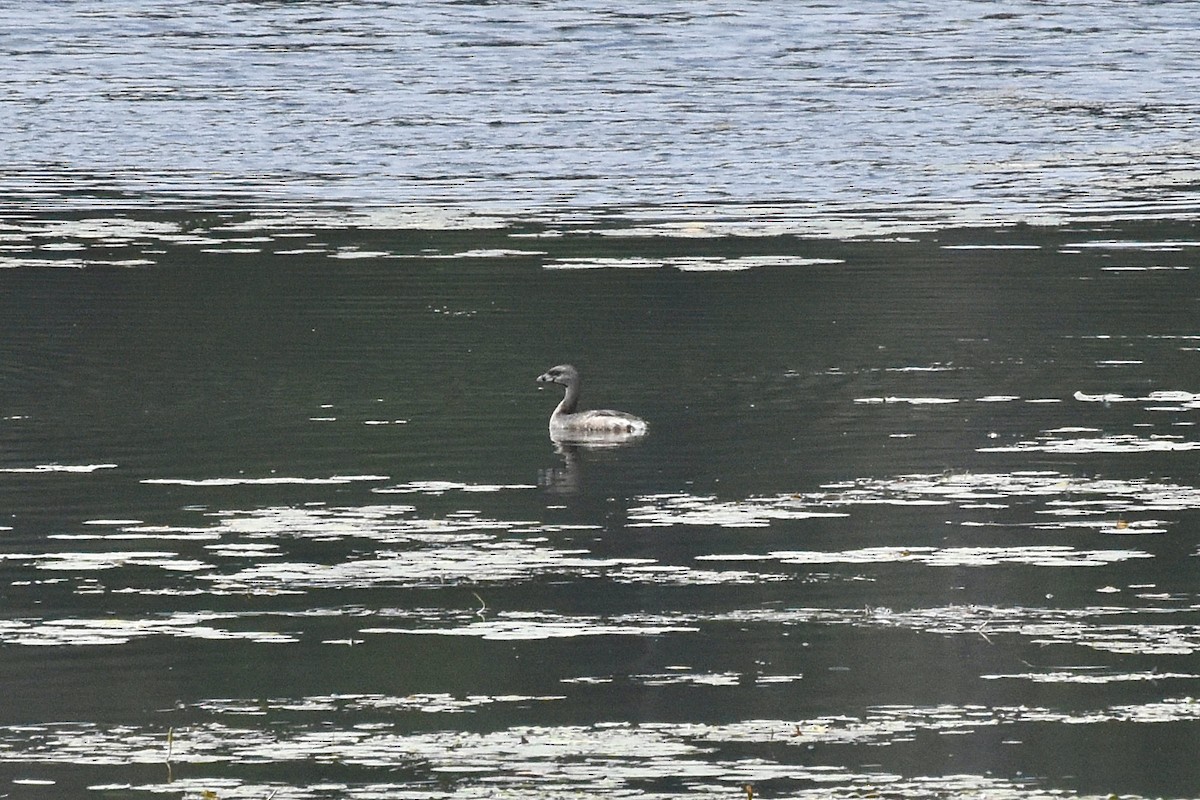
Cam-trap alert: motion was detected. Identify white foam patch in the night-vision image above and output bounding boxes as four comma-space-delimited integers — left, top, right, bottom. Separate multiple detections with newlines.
427, 248, 546, 258
363, 611, 698, 641
853, 396, 960, 405
940, 244, 1042, 250
0, 612, 295, 647
1069, 239, 1200, 250
628, 493, 849, 528
980, 434, 1200, 453
374, 481, 536, 494
700, 545, 1151, 568
141, 474, 389, 486
546, 255, 843, 271
0, 463, 117, 473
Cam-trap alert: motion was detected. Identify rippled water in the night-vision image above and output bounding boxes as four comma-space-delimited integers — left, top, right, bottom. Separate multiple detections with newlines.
5, 1, 1200, 230
4, 2, 1200, 799
5, 213, 1200, 799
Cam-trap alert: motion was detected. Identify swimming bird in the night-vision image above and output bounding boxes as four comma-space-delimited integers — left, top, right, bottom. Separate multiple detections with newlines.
536, 364, 648, 443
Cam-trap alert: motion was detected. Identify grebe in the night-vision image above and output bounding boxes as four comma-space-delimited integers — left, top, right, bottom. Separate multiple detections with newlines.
536, 364, 648, 443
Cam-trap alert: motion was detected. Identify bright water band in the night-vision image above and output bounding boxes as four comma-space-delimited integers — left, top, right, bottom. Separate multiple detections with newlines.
3, 2, 1199, 232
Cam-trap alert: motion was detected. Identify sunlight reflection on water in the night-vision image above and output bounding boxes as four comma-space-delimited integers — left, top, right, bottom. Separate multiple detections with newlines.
6, 171, 1200, 799
5, 697, 1200, 799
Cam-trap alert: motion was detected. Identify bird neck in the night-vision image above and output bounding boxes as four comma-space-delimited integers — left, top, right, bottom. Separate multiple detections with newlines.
556, 380, 581, 415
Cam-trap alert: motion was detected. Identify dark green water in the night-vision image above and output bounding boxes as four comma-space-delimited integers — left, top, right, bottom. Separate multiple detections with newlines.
3, 211, 1200, 798
5, 0, 1200, 795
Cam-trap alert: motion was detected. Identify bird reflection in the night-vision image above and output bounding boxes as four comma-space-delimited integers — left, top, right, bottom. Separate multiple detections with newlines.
538, 442, 582, 494
537, 436, 644, 495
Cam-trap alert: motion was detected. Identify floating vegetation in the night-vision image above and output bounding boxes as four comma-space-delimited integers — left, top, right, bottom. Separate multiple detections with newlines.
0, 256, 156, 268
205, 545, 656, 594
22, 217, 181, 243
188, 692, 566, 716
698, 545, 1151, 568
611, 563, 787, 585
981, 670, 1200, 684
374, 481, 539, 495
852, 396, 960, 405
628, 493, 849, 528
0, 612, 296, 647
979, 434, 1200, 453
1, 699, 1195, 798
4, 594, 1197, 658
0, 463, 118, 474
427, 248, 546, 259
3, 468, 1193, 615
633, 672, 742, 687
1068, 239, 1200, 251
710, 604, 1200, 656
142, 474, 390, 487
27, 550, 206, 572
5, 456, 1200, 795
362, 610, 699, 641
631, 470, 1200, 534
1073, 389, 1200, 410
940, 243, 1042, 250
544, 255, 844, 272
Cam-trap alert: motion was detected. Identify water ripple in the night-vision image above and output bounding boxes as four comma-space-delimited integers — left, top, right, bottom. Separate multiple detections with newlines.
4, 3, 1199, 230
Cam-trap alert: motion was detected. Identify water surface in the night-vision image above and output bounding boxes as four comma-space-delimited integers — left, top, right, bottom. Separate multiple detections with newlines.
4, 1, 1199, 229
4, 2, 1200, 798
